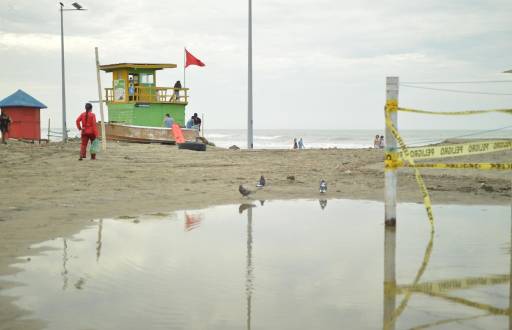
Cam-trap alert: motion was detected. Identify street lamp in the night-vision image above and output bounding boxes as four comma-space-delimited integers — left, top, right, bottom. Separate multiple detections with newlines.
60, 2, 86, 142
247, 0, 253, 149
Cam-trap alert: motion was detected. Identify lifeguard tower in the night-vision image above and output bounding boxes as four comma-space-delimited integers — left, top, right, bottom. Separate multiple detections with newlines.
100, 63, 188, 126
99, 63, 197, 143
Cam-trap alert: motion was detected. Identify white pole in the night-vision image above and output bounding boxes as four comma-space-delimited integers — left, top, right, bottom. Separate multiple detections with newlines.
95, 47, 107, 151
183, 48, 186, 88
384, 76, 399, 226
247, 0, 254, 149
383, 226, 396, 330
60, 3, 68, 142
201, 113, 204, 137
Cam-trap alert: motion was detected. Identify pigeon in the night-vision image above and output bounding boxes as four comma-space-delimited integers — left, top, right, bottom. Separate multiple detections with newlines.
256, 175, 266, 188
239, 185, 254, 197
319, 179, 327, 193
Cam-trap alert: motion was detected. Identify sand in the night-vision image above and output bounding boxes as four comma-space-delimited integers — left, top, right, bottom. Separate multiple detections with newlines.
0, 139, 511, 329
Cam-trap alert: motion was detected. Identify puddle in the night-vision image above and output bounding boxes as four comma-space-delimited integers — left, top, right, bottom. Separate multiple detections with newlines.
1, 199, 511, 329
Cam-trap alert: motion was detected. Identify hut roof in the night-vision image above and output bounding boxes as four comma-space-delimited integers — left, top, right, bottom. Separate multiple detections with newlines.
0, 89, 47, 109
99, 63, 177, 72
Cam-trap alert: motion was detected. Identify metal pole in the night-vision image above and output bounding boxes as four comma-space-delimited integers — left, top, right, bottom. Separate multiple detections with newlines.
95, 47, 107, 151
247, 0, 253, 149
201, 113, 204, 137
60, 3, 68, 142
384, 76, 399, 226
183, 48, 186, 88
383, 226, 396, 330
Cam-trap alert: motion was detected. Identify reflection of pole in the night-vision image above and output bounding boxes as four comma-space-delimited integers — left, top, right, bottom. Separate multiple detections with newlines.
246, 207, 253, 330
509, 195, 511, 330
96, 219, 103, 263
384, 76, 399, 226
62, 238, 69, 290
383, 226, 396, 330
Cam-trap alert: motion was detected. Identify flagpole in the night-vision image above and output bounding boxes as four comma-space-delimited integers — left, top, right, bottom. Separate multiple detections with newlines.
183, 47, 186, 88
247, 0, 254, 149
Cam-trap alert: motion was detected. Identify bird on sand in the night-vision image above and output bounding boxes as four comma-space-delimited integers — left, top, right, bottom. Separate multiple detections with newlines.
319, 179, 327, 193
239, 185, 254, 197
256, 175, 266, 188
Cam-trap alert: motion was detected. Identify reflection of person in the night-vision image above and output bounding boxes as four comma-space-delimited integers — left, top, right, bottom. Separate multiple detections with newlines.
76, 103, 99, 160
373, 134, 380, 148
319, 199, 327, 210
173, 80, 182, 101
163, 113, 174, 128
0, 112, 11, 144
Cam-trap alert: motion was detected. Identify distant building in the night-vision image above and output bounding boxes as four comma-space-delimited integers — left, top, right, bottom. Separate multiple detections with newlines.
0, 89, 47, 141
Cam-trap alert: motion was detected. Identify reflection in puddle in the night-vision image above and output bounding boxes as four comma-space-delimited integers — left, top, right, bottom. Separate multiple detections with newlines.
319, 199, 327, 210
0, 200, 511, 330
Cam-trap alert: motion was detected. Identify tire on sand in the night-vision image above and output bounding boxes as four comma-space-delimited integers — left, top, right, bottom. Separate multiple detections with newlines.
178, 142, 207, 151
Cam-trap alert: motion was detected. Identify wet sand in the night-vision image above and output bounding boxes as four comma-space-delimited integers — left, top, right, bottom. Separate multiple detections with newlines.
0, 139, 511, 329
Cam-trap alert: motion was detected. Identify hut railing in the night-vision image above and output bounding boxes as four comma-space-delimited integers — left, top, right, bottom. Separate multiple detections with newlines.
105, 87, 189, 104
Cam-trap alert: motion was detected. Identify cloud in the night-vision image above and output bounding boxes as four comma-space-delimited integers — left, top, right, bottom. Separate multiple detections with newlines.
0, 0, 511, 130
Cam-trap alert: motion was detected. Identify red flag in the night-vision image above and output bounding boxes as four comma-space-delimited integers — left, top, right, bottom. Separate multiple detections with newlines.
185, 49, 205, 68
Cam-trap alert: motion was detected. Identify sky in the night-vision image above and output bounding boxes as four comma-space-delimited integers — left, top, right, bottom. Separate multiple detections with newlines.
0, 0, 511, 130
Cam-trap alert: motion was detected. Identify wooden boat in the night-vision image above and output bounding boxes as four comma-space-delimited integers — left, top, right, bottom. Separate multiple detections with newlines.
99, 122, 198, 144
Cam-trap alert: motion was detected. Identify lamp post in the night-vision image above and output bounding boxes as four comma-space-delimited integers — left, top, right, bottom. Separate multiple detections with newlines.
247, 0, 253, 149
60, 2, 86, 142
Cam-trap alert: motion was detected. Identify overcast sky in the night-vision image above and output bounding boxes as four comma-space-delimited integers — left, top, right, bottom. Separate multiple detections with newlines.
1, 0, 511, 130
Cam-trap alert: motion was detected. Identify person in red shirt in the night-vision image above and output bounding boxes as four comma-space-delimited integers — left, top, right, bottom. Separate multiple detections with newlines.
76, 103, 99, 160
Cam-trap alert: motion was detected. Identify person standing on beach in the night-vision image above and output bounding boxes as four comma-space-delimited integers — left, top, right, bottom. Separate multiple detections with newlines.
76, 103, 99, 160
0, 112, 11, 144
192, 113, 202, 131
373, 134, 380, 148
379, 135, 385, 149
186, 116, 195, 129
293, 138, 298, 149
163, 114, 174, 128
298, 137, 304, 149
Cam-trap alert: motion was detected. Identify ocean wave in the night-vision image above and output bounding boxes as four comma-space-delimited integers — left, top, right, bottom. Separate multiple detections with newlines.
206, 133, 234, 138
254, 135, 283, 140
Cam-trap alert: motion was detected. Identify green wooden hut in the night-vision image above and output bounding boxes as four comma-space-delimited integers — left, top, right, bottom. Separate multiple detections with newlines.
99, 63, 188, 127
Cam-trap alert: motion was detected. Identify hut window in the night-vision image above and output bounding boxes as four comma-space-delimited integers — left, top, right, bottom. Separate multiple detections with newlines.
140, 73, 154, 84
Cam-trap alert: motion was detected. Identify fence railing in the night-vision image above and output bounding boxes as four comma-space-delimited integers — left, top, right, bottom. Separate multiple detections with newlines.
105, 86, 189, 104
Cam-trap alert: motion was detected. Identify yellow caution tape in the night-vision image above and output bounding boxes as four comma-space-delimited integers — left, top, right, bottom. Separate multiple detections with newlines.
398, 107, 512, 116
397, 274, 510, 294
385, 106, 435, 232
401, 140, 512, 160
403, 163, 512, 170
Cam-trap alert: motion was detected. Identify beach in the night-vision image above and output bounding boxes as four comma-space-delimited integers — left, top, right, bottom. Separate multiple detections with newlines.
0, 140, 511, 329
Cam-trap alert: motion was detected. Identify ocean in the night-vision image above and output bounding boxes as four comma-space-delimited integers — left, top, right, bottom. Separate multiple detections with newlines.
42, 128, 512, 149
203, 129, 512, 149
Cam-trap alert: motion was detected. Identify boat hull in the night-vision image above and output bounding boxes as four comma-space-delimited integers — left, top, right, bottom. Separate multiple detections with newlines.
98, 122, 198, 144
